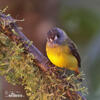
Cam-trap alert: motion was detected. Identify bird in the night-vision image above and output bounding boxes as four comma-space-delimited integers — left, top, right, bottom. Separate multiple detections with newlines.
46, 27, 81, 74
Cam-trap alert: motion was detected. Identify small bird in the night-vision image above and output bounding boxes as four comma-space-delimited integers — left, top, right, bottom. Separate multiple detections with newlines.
46, 27, 81, 74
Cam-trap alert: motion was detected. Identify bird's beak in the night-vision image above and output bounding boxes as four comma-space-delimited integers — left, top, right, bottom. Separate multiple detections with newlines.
49, 38, 53, 42
47, 37, 53, 43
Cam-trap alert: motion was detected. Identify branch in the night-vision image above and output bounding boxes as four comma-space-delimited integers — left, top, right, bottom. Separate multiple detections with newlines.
0, 13, 52, 72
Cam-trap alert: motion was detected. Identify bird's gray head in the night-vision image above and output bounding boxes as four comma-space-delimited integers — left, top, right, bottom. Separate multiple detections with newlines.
47, 27, 68, 44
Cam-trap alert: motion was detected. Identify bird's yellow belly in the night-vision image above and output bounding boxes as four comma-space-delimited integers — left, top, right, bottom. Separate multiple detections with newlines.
47, 52, 68, 67
46, 43, 78, 70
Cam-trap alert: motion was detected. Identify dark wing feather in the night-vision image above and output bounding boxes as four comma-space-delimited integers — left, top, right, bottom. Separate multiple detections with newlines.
67, 38, 81, 67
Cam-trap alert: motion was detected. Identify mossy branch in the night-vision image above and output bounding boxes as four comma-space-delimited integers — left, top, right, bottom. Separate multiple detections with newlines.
0, 12, 87, 100
0, 12, 52, 72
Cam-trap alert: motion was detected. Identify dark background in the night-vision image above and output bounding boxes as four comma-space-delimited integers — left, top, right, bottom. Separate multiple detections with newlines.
0, 0, 100, 100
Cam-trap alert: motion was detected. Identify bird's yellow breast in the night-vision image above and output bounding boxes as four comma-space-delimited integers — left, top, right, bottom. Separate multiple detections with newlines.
46, 42, 78, 71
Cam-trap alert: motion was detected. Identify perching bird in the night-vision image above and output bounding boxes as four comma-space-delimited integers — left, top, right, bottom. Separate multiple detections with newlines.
46, 27, 81, 74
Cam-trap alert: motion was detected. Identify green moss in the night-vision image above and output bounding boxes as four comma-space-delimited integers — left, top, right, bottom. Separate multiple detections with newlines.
0, 28, 87, 100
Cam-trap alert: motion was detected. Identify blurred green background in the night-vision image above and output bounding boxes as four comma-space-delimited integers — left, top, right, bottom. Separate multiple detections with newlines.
0, 0, 100, 100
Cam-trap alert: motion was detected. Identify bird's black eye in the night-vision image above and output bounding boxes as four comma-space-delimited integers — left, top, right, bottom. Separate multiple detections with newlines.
57, 34, 60, 38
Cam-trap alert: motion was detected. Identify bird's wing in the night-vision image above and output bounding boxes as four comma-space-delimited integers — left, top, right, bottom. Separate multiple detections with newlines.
66, 38, 81, 67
